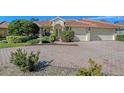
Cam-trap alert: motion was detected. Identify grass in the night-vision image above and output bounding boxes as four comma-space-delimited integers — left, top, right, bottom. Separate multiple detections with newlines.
116, 35, 124, 41
0, 43, 31, 48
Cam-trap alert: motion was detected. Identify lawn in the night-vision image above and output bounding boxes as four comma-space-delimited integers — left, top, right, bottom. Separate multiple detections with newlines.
0, 43, 30, 48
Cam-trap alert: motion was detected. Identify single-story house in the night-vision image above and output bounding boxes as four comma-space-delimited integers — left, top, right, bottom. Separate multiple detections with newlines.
0, 21, 9, 37
34, 17, 120, 41
0, 17, 120, 41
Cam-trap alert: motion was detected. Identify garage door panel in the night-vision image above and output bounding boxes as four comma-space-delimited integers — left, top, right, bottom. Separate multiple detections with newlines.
74, 35, 86, 41
90, 30, 114, 41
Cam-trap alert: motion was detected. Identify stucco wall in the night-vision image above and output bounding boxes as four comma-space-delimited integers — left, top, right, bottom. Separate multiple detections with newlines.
0, 28, 7, 37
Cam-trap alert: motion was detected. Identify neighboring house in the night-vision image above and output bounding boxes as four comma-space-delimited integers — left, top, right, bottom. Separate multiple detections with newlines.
0, 21, 9, 37
34, 17, 120, 41
115, 22, 124, 35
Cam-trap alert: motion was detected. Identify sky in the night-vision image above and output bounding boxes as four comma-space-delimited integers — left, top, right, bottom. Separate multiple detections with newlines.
0, 16, 124, 23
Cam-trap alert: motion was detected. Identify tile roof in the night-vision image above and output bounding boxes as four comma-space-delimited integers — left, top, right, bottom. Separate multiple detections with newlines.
0, 21, 9, 28
79, 19, 119, 28
65, 20, 90, 27
34, 20, 51, 26
33, 18, 120, 28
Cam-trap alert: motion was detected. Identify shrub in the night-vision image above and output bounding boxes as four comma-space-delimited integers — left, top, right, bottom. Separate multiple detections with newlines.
28, 35, 38, 40
76, 58, 102, 76
61, 30, 74, 42
49, 33, 56, 43
27, 39, 40, 45
0, 40, 8, 43
42, 36, 50, 43
10, 48, 40, 71
6, 36, 28, 43
116, 35, 124, 41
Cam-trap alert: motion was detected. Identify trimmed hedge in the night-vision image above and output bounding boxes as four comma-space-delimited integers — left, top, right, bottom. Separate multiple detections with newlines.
27, 39, 40, 45
6, 36, 29, 43
0, 40, 8, 43
61, 30, 74, 42
42, 36, 50, 43
116, 35, 124, 41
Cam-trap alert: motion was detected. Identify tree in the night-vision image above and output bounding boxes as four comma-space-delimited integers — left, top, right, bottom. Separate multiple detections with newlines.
8, 19, 40, 36
31, 18, 39, 21
99, 19, 111, 22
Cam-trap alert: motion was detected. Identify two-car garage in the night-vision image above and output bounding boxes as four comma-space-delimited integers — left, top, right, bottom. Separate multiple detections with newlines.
90, 28, 116, 41
73, 27, 116, 41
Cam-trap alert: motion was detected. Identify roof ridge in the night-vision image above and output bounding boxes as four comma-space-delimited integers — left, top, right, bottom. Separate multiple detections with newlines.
80, 18, 115, 25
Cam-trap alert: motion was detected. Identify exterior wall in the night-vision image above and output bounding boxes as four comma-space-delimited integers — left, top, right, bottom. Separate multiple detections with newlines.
71, 27, 88, 41
0, 28, 7, 37
117, 30, 124, 35
90, 28, 116, 41
52, 19, 65, 27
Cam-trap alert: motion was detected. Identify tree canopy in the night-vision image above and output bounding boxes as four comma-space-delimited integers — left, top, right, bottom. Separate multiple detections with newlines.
8, 19, 40, 36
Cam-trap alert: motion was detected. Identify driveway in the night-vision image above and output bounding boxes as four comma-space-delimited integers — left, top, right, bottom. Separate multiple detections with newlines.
0, 41, 124, 75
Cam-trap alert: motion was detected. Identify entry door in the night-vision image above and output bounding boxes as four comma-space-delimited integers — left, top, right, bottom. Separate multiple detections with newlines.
56, 29, 62, 39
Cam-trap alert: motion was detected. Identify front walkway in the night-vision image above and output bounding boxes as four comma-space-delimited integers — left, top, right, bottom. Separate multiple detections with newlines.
0, 41, 124, 75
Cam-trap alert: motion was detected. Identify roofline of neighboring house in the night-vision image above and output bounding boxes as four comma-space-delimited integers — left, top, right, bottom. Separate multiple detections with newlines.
0, 21, 9, 29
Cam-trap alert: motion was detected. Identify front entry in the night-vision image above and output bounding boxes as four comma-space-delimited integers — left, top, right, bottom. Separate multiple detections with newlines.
54, 24, 63, 40
56, 28, 62, 40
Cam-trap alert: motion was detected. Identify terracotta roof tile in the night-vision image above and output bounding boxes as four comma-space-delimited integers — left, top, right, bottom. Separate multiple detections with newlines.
65, 20, 90, 27
34, 20, 51, 26
0, 21, 9, 28
79, 19, 119, 28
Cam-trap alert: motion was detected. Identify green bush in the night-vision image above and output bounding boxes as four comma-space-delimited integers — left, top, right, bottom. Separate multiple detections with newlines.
76, 58, 102, 76
28, 35, 38, 40
6, 36, 28, 43
49, 33, 56, 43
10, 48, 40, 71
116, 35, 124, 41
0, 40, 8, 43
61, 30, 74, 42
27, 39, 40, 45
42, 36, 50, 43
8, 19, 39, 36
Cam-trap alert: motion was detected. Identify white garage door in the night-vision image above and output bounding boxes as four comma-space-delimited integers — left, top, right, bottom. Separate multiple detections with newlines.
90, 30, 114, 41
72, 27, 87, 41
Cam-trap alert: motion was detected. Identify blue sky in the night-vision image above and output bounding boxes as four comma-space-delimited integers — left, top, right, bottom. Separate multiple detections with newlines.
0, 16, 124, 23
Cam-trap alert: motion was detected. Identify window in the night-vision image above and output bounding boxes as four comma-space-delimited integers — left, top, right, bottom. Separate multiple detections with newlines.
65, 26, 71, 31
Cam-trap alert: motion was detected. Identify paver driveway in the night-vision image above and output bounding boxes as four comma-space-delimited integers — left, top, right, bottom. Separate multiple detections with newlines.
0, 41, 124, 75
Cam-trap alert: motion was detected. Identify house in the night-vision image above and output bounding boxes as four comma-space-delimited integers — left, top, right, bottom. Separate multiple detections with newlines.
34, 17, 120, 41
115, 22, 124, 35
0, 21, 9, 37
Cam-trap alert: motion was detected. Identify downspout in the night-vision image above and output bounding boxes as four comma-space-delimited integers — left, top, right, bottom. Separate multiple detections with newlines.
87, 27, 90, 41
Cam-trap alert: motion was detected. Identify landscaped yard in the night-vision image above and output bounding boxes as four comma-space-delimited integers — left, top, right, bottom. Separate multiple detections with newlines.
0, 41, 124, 76
0, 43, 30, 48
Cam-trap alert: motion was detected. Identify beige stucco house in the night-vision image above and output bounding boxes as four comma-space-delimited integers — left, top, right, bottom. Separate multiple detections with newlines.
35, 17, 119, 41
0, 17, 120, 41
0, 21, 9, 37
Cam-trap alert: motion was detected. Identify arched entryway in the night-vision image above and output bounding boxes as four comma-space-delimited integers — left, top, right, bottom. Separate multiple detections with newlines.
54, 24, 63, 40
